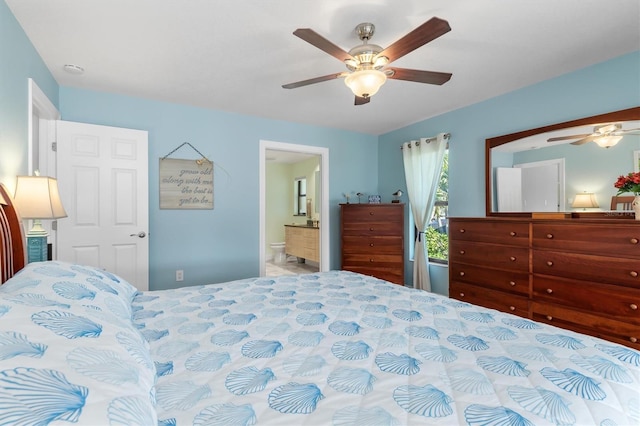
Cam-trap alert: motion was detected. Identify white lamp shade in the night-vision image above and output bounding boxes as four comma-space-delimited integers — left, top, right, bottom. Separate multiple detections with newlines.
344, 69, 387, 98
14, 176, 67, 219
571, 192, 599, 209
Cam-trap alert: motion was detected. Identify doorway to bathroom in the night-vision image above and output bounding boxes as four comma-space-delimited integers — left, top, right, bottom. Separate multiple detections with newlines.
259, 140, 329, 277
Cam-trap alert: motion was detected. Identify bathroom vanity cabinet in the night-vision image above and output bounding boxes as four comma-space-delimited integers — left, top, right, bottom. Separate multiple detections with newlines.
285, 225, 319, 263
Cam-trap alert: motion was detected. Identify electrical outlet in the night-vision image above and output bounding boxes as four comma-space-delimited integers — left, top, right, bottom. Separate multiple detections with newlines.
176, 269, 184, 282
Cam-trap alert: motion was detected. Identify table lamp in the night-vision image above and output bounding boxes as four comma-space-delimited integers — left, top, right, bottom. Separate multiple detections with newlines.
13, 176, 67, 263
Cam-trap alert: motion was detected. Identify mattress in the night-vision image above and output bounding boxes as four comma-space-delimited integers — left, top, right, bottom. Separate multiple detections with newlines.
132, 270, 640, 425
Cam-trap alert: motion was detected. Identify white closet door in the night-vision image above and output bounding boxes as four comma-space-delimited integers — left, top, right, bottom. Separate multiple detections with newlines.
56, 120, 149, 291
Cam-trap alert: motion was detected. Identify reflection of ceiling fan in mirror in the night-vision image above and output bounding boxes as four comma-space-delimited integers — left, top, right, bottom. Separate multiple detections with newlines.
547, 123, 640, 148
282, 18, 452, 105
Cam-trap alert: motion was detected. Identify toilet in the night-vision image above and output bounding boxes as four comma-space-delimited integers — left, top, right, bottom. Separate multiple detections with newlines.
270, 242, 286, 264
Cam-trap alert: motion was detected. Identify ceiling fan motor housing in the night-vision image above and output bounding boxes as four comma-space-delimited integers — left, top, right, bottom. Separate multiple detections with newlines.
345, 23, 388, 71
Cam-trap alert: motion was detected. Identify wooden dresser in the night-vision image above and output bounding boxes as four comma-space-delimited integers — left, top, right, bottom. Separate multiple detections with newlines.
285, 225, 319, 263
449, 217, 640, 349
340, 203, 404, 285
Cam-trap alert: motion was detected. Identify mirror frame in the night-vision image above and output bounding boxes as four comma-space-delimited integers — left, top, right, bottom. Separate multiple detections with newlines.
485, 106, 640, 217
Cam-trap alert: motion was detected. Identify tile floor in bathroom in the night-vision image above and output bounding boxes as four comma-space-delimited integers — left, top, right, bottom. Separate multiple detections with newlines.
265, 256, 319, 277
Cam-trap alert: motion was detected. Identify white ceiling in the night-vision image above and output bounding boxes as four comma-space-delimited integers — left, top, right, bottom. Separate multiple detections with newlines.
7, 0, 640, 135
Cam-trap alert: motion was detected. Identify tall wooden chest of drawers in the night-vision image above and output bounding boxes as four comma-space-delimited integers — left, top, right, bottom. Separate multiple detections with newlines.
340, 203, 404, 285
449, 217, 640, 349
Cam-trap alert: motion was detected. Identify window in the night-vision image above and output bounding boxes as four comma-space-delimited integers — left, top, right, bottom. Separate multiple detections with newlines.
294, 177, 307, 216
425, 150, 448, 263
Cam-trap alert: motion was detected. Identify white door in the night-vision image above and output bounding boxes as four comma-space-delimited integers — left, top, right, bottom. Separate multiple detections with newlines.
55, 121, 149, 291
520, 164, 559, 211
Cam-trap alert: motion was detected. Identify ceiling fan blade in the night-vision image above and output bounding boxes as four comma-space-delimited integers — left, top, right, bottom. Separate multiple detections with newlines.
387, 67, 452, 85
282, 72, 347, 89
547, 134, 592, 142
618, 127, 640, 134
375, 17, 451, 64
293, 28, 355, 62
354, 96, 370, 106
570, 136, 597, 146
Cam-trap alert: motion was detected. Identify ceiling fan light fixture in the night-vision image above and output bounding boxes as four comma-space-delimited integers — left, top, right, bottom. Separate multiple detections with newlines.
373, 55, 389, 69
344, 69, 387, 98
594, 135, 623, 148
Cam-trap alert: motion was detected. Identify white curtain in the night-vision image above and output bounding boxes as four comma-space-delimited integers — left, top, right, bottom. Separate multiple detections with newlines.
402, 133, 448, 291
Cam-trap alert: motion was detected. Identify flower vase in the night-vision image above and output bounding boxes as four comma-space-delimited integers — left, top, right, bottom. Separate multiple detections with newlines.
634, 195, 640, 221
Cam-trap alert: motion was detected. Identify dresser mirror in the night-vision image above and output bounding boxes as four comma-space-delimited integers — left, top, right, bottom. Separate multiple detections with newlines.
485, 107, 640, 216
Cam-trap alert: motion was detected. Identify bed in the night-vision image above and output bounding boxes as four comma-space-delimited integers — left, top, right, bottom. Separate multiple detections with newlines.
0, 183, 639, 425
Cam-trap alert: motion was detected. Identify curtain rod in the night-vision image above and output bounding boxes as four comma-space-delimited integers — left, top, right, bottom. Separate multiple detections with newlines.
400, 133, 450, 149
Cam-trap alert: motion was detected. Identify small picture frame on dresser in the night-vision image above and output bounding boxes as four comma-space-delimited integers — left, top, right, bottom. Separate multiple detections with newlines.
368, 195, 381, 204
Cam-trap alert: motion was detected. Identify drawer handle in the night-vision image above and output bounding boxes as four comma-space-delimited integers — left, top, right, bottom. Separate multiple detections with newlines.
369, 212, 374, 215
631, 238, 639, 244
631, 337, 638, 343
546, 315, 553, 321
509, 231, 516, 237
509, 306, 516, 311
369, 243, 374, 247
546, 261, 554, 267
631, 271, 639, 278
509, 281, 516, 286
459, 272, 465, 277
509, 256, 516, 261
369, 259, 374, 263
630, 304, 638, 310
459, 228, 466, 233
459, 250, 465, 255
459, 292, 465, 297
546, 233, 553, 239
369, 227, 374, 231
546, 288, 553, 294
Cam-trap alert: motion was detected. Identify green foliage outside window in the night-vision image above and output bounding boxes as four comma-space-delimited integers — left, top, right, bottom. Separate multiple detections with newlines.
426, 227, 449, 261
426, 151, 448, 262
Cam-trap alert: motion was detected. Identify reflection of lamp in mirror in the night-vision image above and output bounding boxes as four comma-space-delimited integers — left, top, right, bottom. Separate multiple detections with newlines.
571, 192, 599, 211
13, 176, 67, 263
593, 135, 623, 148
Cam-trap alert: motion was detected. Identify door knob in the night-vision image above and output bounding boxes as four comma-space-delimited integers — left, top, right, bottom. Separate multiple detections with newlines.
130, 232, 147, 238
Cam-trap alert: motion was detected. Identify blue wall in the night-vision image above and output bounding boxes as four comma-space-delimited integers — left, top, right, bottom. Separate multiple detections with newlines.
3, 1, 639, 294
378, 50, 640, 294
59, 88, 378, 289
0, 0, 58, 186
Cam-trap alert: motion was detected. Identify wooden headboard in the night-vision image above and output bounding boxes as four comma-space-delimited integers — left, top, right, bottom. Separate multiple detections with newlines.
0, 183, 26, 283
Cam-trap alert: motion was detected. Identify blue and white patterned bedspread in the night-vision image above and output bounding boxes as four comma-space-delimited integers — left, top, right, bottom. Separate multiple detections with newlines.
133, 271, 640, 426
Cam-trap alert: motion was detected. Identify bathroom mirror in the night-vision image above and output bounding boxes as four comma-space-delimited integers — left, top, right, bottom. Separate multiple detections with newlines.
485, 107, 640, 216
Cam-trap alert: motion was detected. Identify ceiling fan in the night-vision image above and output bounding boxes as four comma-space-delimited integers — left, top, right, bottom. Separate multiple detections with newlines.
547, 123, 640, 148
282, 17, 452, 105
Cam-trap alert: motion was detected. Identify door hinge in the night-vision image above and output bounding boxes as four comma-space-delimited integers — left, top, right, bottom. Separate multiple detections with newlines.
51, 142, 57, 152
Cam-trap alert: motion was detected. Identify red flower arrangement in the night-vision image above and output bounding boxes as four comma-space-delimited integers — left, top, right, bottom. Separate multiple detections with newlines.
614, 172, 640, 196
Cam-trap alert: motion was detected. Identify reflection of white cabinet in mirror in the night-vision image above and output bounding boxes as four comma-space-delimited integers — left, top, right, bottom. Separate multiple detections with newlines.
496, 168, 522, 211
488, 112, 640, 214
